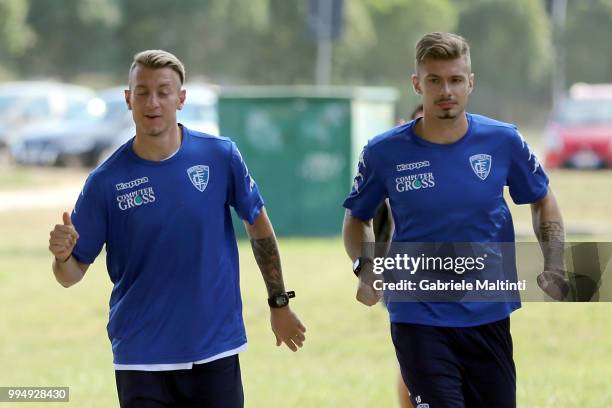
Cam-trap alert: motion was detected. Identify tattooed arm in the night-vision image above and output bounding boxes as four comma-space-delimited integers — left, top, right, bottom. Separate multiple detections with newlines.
244, 207, 306, 351
249, 227, 285, 297
531, 188, 568, 300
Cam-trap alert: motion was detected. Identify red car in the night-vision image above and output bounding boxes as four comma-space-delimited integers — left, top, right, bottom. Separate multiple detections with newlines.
544, 83, 612, 169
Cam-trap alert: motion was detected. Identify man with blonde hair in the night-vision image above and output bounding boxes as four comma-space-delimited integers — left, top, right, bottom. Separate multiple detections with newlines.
49, 49, 306, 407
343, 32, 565, 407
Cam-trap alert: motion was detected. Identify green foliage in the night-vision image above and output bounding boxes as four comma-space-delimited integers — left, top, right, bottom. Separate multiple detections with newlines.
0, 0, 35, 76
336, 0, 458, 83
16, 0, 121, 81
202, 0, 317, 85
565, 0, 612, 84
335, 0, 458, 115
456, 0, 552, 120
0, 0, 35, 56
3, 0, 612, 121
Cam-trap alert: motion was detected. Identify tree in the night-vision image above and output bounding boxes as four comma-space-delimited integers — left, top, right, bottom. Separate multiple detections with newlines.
335, 0, 458, 113
0, 0, 35, 78
565, 0, 612, 85
456, 0, 553, 122
16, 0, 121, 82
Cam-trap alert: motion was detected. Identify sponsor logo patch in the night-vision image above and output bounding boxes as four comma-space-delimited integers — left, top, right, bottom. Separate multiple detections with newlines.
395, 172, 435, 192
116, 187, 156, 211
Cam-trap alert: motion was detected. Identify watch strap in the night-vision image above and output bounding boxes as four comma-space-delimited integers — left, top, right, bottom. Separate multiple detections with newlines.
268, 290, 295, 308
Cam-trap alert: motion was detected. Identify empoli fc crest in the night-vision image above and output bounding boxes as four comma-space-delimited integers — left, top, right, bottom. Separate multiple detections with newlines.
469, 154, 492, 180
187, 165, 210, 192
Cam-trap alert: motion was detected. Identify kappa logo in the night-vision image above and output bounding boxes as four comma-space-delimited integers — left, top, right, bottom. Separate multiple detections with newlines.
518, 131, 541, 173
396, 160, 430, 172
240, 155, 256, 192
469, 154, 492, 180
414, 395, 429, 408
187, 165, 210, 192
352, 149, 366, 193
116, 176, 149, 191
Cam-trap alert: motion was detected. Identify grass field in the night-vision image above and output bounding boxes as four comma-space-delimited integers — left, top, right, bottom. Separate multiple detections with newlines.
0, 165, 611, 407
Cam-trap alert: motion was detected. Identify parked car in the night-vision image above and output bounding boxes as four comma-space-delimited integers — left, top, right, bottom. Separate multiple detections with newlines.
544, 83, 612, 169
0, 81, 94, 149
97, 84, 219, 165
11, 87, 132, 166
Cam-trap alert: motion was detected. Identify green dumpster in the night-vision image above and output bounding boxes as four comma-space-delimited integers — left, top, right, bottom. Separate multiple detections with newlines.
219, 86, 398, 236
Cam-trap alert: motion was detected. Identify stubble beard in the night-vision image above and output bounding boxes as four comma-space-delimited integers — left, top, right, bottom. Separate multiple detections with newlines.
146, 128, 164, 137
139, 121, 166, 138
437, 112, 457, 120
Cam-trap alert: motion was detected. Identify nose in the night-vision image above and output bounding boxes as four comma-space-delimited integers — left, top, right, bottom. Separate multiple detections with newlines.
440, 81, 452, 98
145, 93, 160, 109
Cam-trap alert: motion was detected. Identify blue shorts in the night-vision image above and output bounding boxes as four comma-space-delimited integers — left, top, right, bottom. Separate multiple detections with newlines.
115, 355, 243, 408
391, 318, 516, 408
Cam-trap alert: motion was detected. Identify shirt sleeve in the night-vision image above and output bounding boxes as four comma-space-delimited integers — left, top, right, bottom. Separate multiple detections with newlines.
507, 130, 549, 204
227, 142, 264, 224
342, 143, 387, 220
71, 174, 108, 264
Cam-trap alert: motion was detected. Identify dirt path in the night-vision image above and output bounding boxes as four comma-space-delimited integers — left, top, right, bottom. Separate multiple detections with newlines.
0, 185, 82, 211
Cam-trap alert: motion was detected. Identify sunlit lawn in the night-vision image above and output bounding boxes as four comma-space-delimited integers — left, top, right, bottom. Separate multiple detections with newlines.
0, 166, 610, 407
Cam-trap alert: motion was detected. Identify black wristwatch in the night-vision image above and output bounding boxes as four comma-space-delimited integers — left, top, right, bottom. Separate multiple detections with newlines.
353, 257, 373, 277
268, 291, 295, 308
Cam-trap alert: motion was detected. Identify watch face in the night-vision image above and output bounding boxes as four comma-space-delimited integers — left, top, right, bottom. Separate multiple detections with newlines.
276, 296, 288, 306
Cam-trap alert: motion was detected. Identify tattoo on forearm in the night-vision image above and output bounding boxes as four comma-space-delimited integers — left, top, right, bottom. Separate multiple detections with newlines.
250, 236, 285, 296
540, 221, 564, 242
539, 221, 565, 271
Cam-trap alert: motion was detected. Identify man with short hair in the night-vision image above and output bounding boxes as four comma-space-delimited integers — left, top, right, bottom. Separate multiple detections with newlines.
49, 49, 306, 408
343, 32, 565, 407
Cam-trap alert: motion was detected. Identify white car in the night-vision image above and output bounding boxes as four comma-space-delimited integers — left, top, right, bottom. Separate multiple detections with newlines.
0, 81, 94, 148
11, 87, 132, 166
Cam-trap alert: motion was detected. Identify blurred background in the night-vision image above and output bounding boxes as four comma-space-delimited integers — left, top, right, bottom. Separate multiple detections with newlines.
1, 0, 611, 407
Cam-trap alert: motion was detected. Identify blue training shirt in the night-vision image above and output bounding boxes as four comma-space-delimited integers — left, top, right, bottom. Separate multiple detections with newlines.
343, 113, 549, 327
71, 125, 264, 364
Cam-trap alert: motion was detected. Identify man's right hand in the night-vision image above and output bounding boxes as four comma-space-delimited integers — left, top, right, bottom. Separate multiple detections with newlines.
355, 265, 382, 306
49, 212, 79, 262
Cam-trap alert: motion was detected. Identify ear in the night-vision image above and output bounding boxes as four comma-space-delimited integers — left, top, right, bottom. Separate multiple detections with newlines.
411, 73, 422, 95
124, 89, 132, 110
177, 89, 186, 110
467, 73, 475, 95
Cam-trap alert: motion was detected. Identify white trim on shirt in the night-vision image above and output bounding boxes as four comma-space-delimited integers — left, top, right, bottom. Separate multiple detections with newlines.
114, 343, 247, 371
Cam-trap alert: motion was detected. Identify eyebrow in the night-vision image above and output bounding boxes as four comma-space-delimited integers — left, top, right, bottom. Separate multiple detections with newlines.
133, 83, 173, 90
424, 74, 465, 79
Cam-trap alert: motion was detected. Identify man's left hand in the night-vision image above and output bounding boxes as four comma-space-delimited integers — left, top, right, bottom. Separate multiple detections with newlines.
270, 307, 306, 352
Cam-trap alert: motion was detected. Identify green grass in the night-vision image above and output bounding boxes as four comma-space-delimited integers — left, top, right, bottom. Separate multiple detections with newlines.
0, 166, 611, 407
506, 169, 612, 239
0, 211, 398, 407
